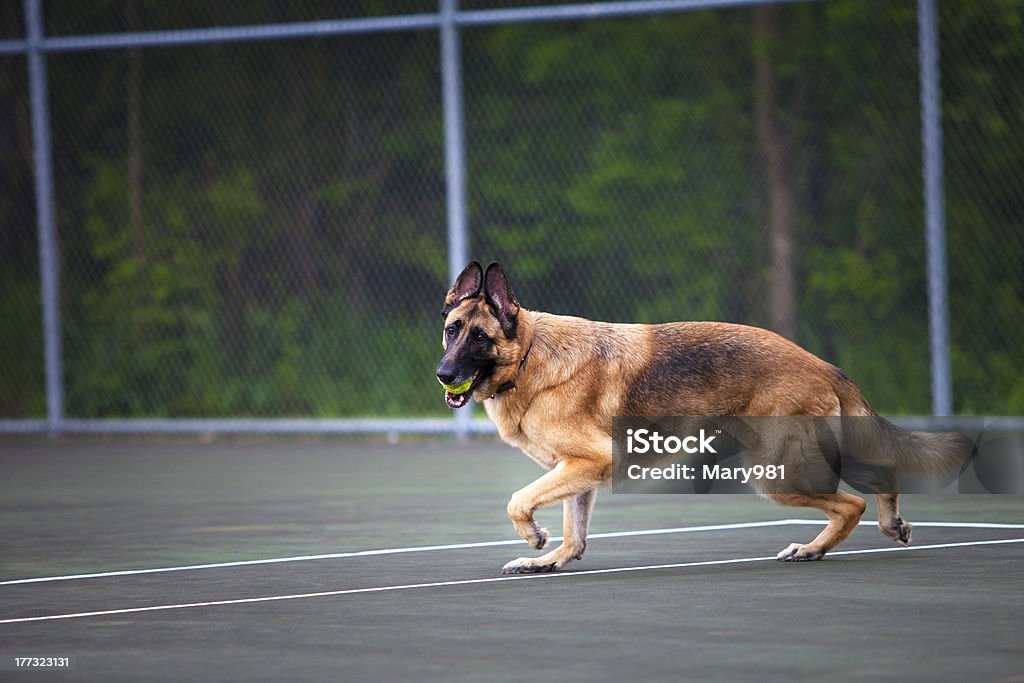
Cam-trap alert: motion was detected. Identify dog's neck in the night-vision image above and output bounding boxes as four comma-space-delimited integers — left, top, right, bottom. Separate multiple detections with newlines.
493, 339, 533, 396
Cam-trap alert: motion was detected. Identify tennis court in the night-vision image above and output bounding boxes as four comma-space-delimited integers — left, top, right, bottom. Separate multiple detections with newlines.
2, 438, 1022, 681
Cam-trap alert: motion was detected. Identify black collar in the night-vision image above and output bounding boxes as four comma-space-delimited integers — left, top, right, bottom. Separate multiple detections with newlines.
494, 340, 533, 396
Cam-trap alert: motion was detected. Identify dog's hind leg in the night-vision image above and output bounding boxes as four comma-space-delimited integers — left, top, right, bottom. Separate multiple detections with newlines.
875, 492, 912, 545
768, 492, 867, 561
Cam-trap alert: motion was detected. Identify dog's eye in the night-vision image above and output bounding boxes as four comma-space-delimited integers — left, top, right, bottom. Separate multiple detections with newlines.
473, 330, 488, 343
445, 323, 459, 338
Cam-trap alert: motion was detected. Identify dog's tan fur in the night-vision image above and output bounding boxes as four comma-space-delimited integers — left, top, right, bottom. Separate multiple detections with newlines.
438, 262, 950, 573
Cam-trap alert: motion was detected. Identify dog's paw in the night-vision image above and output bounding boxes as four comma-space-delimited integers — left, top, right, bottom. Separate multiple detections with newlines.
530, 526, 550, 551
776, 542, 825, 562
501, 557, 558, 575
879, 518, 912, 546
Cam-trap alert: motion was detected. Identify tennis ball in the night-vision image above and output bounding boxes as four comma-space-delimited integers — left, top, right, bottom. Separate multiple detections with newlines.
440, 378, 473, 395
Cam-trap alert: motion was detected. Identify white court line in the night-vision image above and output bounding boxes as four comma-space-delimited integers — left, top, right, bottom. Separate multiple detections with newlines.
2, 537, 1022, 625
0, 519, 801, 586
3, 518, 1024, 586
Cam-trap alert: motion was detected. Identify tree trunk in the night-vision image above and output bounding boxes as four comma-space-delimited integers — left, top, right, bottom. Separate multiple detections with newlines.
753, 5, 798, 342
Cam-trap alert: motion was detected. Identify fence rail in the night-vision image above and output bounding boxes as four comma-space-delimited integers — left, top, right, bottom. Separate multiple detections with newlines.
3, 416, 1024, 437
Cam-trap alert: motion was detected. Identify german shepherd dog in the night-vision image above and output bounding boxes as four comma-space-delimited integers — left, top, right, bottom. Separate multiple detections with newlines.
437, 261, 969, 574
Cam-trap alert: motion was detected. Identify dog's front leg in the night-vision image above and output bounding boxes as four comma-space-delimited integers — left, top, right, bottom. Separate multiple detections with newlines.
501, 459, 603, 574
501, 489, 597, 574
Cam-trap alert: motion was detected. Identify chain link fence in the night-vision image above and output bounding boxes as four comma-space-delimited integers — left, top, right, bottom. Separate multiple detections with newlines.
1, 0, 1022, 433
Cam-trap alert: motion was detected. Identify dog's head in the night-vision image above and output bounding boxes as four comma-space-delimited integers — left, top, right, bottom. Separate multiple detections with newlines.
436, 261, 525, 409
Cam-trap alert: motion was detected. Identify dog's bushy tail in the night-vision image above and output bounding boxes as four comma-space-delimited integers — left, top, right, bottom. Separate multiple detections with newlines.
832, 368, 973, 480
859, 417, 974, 479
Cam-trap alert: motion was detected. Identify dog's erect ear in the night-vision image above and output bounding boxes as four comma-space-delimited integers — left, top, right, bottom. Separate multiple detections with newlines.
441, 260, 483, 316
484, 262, 520, 335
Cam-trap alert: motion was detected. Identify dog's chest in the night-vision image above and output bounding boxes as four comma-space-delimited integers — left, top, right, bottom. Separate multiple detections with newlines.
509, 434, 560, 470
483, 398, 560, 470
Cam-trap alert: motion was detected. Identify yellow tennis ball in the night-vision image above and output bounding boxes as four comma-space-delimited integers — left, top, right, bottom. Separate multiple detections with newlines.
441, 378, 473, 395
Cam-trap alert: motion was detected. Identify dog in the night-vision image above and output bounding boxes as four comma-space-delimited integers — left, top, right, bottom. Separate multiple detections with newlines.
437, 261, 970, 573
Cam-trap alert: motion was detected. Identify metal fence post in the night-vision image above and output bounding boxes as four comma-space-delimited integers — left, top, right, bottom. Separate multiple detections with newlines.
441, 0, 472, 437
25, 0, 64, 436
918, 0, 953, 417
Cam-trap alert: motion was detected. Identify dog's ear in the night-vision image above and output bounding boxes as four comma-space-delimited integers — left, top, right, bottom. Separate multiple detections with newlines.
441, 260, 483, 316
484, 262, 520, 336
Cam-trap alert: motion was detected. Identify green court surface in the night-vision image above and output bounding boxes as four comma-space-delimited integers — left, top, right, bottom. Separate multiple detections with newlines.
1, 438, 1022, 681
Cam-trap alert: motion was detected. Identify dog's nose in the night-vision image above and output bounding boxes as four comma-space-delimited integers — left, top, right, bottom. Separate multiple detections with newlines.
436, 367, 457, 385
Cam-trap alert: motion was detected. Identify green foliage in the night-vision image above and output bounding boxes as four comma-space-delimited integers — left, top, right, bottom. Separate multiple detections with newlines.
0, 0, 1021, 418
0, 271, 45, 417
